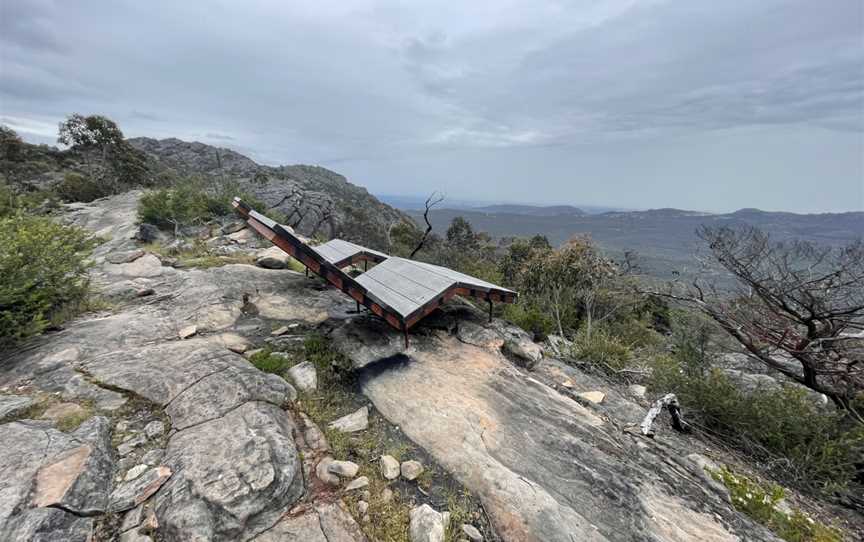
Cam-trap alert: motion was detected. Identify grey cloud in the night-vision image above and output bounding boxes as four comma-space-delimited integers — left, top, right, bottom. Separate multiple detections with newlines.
0, 0, 861, 213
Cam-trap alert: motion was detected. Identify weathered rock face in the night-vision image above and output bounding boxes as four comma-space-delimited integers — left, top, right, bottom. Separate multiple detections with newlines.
0, 417, 113, 539
332, 315, 780, 542
154, 402, 303, 540
127, 136, 408, 246
0, 192, 363, 542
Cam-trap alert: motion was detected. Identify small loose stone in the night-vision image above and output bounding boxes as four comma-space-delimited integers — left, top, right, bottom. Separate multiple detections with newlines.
345, 476, 369, 491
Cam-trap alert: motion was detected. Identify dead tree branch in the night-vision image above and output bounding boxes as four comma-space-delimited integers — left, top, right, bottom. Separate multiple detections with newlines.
409, 191, 444, 259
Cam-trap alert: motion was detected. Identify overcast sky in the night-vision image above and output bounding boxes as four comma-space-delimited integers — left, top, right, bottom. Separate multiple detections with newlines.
1, 0, 863, 213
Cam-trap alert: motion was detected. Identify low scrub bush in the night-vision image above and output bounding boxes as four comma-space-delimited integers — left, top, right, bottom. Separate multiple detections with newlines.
710, 467, 842, 542
138, 178, 275, 233
650, 330, 864, 491
572, 329, 634, 372
54, 172, 109, 203
0, 214, 97, 349
502, 303, 555, 339
0, 181, 59, 217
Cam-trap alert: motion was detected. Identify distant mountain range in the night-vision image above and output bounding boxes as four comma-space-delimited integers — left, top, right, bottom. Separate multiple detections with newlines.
401, 202, 863, 280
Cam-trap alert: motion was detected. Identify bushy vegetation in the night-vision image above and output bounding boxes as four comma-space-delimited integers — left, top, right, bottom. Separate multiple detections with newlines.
138, 177, 274, 233
651, 312, 864, 491
54, 172, 110, 203
0, 213, 98, 349
710, 467, 842, 542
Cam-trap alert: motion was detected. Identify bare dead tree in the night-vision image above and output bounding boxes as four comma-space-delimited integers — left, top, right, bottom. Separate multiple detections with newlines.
409, 191, 444, 259
646, 225, 864, 423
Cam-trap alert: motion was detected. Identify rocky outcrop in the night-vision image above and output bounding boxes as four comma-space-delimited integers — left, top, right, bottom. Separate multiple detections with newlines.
127, 136, 408, 244
333, 312, 780, 541
0, 193, 364, 542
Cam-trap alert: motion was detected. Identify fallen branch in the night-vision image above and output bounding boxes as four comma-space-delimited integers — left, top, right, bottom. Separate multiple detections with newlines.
640, 393, 688, 437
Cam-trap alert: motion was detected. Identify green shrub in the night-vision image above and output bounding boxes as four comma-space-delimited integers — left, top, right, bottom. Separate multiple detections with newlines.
572, 329, 633, 371
54, 173, 109, 203
138, 182, 215, 231
138, 178, 277, 232
650, 351, 864, 490
0, 181, 59, 217
0, 215, 97, 349
502, 303, 555, 338
710, 467, 842, 542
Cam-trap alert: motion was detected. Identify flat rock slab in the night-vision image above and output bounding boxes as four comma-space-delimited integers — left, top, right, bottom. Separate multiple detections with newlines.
328, 406, 368, 433
251, 501, 366, 542
0, 417, 113, 539
356, 335, 776, 542
0, 394, 33, 419
109, 466, 172, 513
79, 338, 295, 430
154, 401, 304, 541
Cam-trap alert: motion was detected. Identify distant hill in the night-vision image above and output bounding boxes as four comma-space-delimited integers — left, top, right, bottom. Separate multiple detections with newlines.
472, 204, 585, 216
405, 205, 863, 280
127, 137, 408, 244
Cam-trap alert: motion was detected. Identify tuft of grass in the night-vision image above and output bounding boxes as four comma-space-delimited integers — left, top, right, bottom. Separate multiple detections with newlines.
55, 405, 94, 432
143, 241, 256, 269
444, 488, 475, 542
343, 464, 412, 541
710, 467, 842, 542
248, 347, 295, 375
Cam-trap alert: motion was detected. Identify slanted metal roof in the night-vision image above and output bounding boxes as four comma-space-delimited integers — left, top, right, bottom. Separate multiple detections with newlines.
313, 239, 389, 268
232, 197, 517, 338
356, 257, 515, 322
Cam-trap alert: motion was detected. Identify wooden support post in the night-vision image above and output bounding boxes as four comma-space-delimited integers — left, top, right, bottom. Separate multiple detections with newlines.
488, 299, 493, 323
305, 267, 309, 278
356, 300, 360, 312
364, 260, 368, 272
403, 327, 409, 348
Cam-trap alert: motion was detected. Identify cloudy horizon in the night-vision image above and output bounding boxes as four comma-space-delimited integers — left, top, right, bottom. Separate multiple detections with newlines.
2, 0, 863, 213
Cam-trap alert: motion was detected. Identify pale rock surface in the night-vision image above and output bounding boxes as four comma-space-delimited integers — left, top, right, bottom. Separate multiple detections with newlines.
328, 460, 360, 478
251, 501, 366, 542
333, 313, 779, 542
462, 523, 483, 541
629, 384, 648, 399
0, 394, 33, 419
345, 476, 369, 491
409, 504, 450, 542
400, 460, 424, 481
328, 406, 368, 433
144, 420, 165, 439
108, 466, 172, 512
178, 324, 198, 339
577, 391, 606, 404
379, 455, 400, 480
256, 246, 290, 269
288, 361, 318, 391
316, 457, 340, 485
125, 464, 149, 481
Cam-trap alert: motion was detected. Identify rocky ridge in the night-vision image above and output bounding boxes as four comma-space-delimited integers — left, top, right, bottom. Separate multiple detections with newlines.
0, 192, 790, 541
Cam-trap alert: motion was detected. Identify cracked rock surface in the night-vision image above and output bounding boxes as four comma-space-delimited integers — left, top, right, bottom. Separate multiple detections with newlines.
0, 192, 363, 542
334, 309, 781, 542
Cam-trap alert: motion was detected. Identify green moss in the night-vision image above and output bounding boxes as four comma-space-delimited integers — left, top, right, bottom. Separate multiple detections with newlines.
710, 467, 842, 542
55, 406, 94, 432
248, 348, 295, 375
